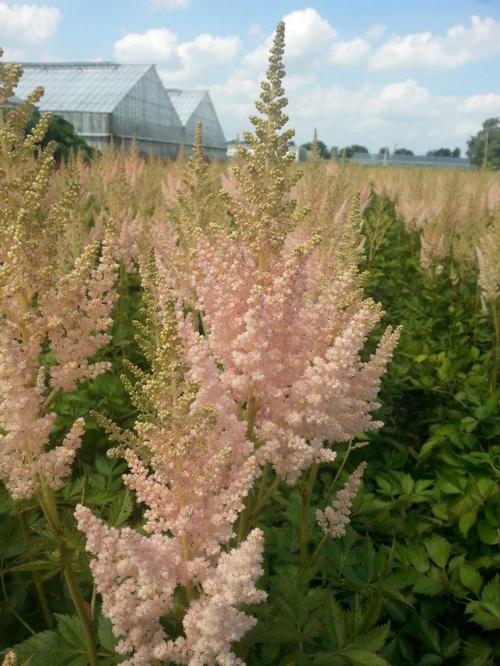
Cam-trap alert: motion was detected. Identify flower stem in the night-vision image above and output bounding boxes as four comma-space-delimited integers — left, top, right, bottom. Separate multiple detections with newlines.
299, 463, 319, 568
37, 482, 98, 666
17, 509, 54, 628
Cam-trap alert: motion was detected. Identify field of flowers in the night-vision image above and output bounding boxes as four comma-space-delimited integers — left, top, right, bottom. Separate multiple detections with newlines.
0, 22, 499, 666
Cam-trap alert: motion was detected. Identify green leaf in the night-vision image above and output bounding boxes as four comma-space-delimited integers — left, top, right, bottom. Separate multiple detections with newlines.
414, 567, 445, 596
477, 521, 498, 545
357, 623, 390, 652
12, 614, 87, 666
424, 534, 452, 568
481, 575, 500, 608
466, 576, 500, 630
344, 648, 390, 666
324, 596, 346, 648
97, 614, 117, 652
107, 490, 134, 527
459, 563, 483, 595
459, 510, 478, 537
406, 544, 430, 573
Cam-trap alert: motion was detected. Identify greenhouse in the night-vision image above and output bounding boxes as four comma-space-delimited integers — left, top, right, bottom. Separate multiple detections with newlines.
14, 63, 226, 159
168, 89, 227, 160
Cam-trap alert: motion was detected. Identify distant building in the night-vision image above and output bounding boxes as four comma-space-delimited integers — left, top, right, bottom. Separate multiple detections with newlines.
226, 138, 249, 157
349, 152, 474, 169
168, 90, 226, 161
14, 62, 226, 159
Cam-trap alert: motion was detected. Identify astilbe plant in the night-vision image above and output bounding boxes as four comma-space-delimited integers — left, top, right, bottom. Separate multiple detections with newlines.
0, 51, 118, 665
76, 261, 265, 665
189, 22, 400, 486
75, 22, 399, 665
0, 61, 118, 499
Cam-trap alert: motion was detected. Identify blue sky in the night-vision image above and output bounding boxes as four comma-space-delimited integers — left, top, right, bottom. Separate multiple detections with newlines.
1, 0, 499, 153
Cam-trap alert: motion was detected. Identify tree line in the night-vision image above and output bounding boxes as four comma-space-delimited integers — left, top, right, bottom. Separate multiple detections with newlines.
300, 117, 500, 169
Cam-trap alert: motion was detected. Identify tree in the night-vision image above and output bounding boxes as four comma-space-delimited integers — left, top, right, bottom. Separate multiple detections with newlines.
394, 148, 414, 156
467, 117, 500, 170
26, 109, 94, 162
427, 147, 461, 158
340, 144, 369, 158
378, 147, 390, 156
300, 139, 330, 159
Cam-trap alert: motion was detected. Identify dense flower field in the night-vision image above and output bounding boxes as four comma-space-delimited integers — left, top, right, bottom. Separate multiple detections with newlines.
0, 23, 499, 666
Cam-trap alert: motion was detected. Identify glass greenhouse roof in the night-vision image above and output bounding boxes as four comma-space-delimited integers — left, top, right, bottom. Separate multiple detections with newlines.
15, 63, 152, 113
167, 90, 206, 125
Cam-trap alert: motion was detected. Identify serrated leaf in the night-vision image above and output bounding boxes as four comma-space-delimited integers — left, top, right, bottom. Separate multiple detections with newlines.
344, 648, 390, 665
406, 544, 430, 573
459, 510, 478, 537
97, 614, 117, 652
424, 534, 452, 568
107, 490, 133, 527
459, 563, 483, 595
324, 596, 346, 648
357, 623, 390, 652
414, 567, 445, 596
477, 521, 498, 545
12, 614, 87, 666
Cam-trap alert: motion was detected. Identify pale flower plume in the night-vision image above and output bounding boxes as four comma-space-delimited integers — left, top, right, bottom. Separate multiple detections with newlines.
476, 221, 500, 308
77, 22, 398, 665
0, 55, 119, 499
316, 462, 367, 539
188, 23, 399, 483
77, 264, 264, 665
1, 652, 17, 666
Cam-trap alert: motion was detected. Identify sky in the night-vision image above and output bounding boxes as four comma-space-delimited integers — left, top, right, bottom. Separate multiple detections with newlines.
1, 0, 499, 154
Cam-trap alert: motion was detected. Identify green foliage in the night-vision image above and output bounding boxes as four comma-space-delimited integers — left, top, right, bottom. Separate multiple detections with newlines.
426, 148, 461, 158
357, 189, 500, 664
11, 613, 119, 665
467, 117, 500, 169
26, 109, 94, 162
301, 140, 330, 159
340, 145, 369, 158
1, 182, 498, 664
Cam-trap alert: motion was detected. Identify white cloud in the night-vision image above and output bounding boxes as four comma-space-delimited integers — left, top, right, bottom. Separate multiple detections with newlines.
114, 28, 240, 82
330, 38, 371, 66
247, 24, 262, 38
213, 67, 494, 153
0, 1, 60, 46
149, 0, 189, 9
365, 24, 386, 40
370, 15, 500, 70
459, 93, 500, 116
114, 28, 178, 63
243, 8, 336, 70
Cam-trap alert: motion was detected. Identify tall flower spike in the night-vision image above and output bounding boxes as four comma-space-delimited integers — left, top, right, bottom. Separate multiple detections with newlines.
226, 21, 305, 263
0, 54, 119, 500
190, 21, 400, 483
316, 462, 367, 539
77, 265, 264, 664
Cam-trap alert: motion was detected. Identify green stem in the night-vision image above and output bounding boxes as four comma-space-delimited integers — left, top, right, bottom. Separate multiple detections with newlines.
250, 476, 281, 519
40, 387, 60, 415
310, 533, 328, 564
326, 441, 353, 497
299, 464, 319, 568
17, 509, 54, 628
37, 483, 98, 666
492, 301, 499, 391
